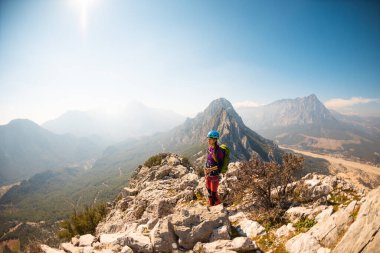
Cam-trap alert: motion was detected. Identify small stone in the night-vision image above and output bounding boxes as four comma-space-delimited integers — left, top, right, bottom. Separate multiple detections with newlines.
71, 236, 80, 246
79, 234, 96, 247
121, 246, 134, 253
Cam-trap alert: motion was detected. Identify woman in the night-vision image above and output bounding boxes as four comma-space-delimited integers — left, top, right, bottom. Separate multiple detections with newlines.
204, 130, 224, 206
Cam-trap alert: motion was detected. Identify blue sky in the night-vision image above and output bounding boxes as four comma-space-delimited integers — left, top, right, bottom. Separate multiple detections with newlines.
1, 0, 379, 124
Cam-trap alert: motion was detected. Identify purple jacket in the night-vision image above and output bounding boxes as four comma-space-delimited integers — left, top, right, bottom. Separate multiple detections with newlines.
206, 145, 225, 176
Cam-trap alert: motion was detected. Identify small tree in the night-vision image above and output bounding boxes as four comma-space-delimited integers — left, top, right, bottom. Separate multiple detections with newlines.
248, 153, 304, 209
57, 203, 108, 240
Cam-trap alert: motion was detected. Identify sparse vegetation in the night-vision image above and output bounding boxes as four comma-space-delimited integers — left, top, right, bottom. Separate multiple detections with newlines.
294, 218, 316, 232
233, 153, 304, 210
253, 207, 286, 232
57, 203, 108, 240
144, 153, 169, 167
350, 206, 360, 220
24, 240, 43, 253
224, 152, 304, 248
255, 233, 287, 253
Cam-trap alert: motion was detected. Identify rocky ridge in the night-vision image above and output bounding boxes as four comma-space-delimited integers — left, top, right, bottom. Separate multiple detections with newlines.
168, 98, 283, 162
42, 154, 379, 253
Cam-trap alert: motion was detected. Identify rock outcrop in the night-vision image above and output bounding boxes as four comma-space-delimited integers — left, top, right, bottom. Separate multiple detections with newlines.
332, 187, 380, 253
40, 153, 378, 253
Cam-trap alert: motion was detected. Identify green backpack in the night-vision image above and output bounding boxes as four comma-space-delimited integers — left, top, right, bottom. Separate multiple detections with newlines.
217, 144, 230, 174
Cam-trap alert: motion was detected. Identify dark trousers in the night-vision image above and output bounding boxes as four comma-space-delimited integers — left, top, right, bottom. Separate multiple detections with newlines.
205, 175, 221, 206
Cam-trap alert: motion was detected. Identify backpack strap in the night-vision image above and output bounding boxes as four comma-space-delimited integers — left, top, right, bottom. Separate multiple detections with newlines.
213, 145, 224, 172
213, 144, 219, 162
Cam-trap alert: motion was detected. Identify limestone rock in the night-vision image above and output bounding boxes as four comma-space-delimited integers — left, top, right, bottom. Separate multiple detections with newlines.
209, 225, 230, 241
229, 211, 266, 238
99, 233, 127, 244
286, 233, 321, 253
235, 219, 266, 238
167, 156, 181, 166
117, 233, 153, 253
314, 206, 333, 223
195, 237, 258, 253
122, 187, 139, 198
149, 217, 177, 253
60, 243, 82, 253
79, 234, 96, 247
120, 246, 134, 253
275, 223, 295, 238
97, 154, 198, 234
285, 206, 313, 223
40, 245, 65, 253
308, 201, 357, 248
332, 187, 380, 253
318, 248, 331, 253
171, 204, 229, 250
286, 199, 358, 252
82, 247, 93, 253
71, 236, 80, 246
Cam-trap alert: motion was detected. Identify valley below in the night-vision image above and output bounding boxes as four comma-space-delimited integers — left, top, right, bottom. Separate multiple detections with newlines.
283, 146, 380, 190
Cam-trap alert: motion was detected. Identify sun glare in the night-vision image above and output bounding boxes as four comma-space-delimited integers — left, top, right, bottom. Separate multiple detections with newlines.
69, 0, 97, 37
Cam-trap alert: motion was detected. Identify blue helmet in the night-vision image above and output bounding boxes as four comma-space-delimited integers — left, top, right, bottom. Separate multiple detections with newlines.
207, 130, 219, 139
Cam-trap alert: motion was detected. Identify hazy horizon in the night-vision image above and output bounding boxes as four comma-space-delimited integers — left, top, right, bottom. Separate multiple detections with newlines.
1, 0, 380, 125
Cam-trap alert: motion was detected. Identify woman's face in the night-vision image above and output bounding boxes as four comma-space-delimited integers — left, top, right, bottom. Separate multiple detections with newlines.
207, 138, 217, 147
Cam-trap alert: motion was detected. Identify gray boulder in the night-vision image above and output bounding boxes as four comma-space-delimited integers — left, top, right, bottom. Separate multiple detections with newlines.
194, 237, 258, 253
171, 204, 229, 250
275, 223, 295, 238
286, 233, 321, 253
149, 217, 177, 253
228, 212, 266, 238
308, 200, 357, 248
209, 225, 231, 241
286, 200, 358, 253
60, 243, 82, 253
285, 206, 313, 223
117, 233, 153, 253
314, 206, 333, 223
99, 232, 128, 244
40, 245, 65, 253
332, 187, 380, 253
120, 246, 134, 253
79, 234, 96, 247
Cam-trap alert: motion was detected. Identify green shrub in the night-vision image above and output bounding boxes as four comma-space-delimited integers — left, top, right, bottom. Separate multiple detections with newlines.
143, 153, 169, 167
294, 218, 316, 232
181, 157, 192, 168
57, 203, 108, 240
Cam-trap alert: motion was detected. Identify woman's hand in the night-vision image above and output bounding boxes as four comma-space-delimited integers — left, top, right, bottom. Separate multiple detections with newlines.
204, 166, 217, 175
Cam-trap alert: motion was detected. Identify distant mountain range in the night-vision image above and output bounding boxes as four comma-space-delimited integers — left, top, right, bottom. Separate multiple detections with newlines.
98, 98, 283, 169
236, 94, 380, 164
0, 119, 104, 185
42, 101, 185, 142
0, 98, 282, 231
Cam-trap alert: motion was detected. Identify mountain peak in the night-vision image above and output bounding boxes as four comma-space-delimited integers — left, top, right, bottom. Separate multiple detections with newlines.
302, 94, 323, 105
203, 98, 239, 122
208, 98, 233, 110
237, 94, 337, 130
5, 119, 41, 130
170, 98, 282, 162
306, 94, 318, 100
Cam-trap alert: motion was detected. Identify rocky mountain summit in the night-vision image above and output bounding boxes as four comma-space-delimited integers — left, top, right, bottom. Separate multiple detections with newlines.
168, 98, 283, 162
41, 153, 379, 253
99, 98, 283, 178
237, 94, 337, 130
236, 94, 380, 164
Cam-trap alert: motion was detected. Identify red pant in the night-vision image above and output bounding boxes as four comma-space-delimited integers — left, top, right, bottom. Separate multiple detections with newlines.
206, 175, 221, 206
